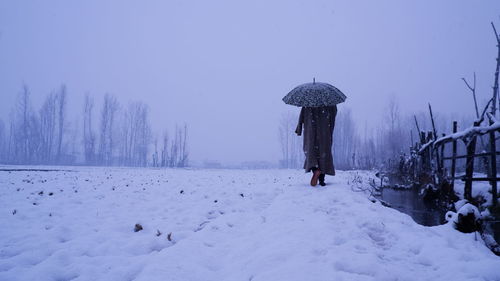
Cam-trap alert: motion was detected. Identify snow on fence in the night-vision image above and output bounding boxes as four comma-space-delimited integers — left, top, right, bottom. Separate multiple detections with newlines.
416, 113, 499, 207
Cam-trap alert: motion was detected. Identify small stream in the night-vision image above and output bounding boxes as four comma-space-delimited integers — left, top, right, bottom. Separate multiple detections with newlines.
376, 179, 500, 246
377, 187, 447, 226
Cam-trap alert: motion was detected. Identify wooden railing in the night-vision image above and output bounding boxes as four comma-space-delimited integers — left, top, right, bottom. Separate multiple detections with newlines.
417, 114, 499, 206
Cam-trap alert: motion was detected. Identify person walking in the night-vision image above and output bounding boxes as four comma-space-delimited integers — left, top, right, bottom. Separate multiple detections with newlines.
295, 105, 337, 186
282, 79, 345, 186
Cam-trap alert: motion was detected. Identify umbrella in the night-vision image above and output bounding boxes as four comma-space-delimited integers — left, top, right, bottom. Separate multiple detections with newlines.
282, 79, 347, 107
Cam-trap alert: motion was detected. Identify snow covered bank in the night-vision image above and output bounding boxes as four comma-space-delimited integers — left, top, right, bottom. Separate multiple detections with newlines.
0, 167, 498, 281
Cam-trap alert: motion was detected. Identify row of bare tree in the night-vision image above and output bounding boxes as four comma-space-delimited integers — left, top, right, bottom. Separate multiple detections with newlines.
278, 98, 475, 171
0, 84, 188, 167
2, 85, 69, 164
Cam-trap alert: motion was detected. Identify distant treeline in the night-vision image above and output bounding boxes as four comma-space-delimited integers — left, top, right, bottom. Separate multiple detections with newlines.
278, 98, 475, 171
0, 84, 188, 167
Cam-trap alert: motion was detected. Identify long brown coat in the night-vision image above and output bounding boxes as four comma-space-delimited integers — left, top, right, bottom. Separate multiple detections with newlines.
295, 106, 337, 175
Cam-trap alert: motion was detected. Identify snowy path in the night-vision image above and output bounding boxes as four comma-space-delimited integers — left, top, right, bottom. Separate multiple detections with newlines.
0, 167, 499, 281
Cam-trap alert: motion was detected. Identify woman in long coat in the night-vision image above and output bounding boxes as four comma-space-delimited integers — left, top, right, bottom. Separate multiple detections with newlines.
295, 105, 337, 186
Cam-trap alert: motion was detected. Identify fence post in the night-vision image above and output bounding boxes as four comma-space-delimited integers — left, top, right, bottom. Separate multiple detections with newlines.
420, 131, 425, 144
489, 120, 498, 207
440, 133, 445, 176
451, 121, 458, 189
427, 132, 433, 172
420, 132, 427, 171
428, 104, 442, 183
464, 122, 480, 201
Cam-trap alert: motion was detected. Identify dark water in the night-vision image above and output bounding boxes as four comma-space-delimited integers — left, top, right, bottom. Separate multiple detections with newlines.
378, 186, 500, 245
378, 187, 447, 226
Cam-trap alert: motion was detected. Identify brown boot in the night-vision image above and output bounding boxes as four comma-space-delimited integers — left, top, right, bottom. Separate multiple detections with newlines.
310, 168, 321, 186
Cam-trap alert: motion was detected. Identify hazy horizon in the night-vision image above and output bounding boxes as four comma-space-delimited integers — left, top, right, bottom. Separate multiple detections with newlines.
1, 0, 499, 165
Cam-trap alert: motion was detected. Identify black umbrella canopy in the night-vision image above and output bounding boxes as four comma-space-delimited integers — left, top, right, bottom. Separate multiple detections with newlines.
283, 79, 347, 107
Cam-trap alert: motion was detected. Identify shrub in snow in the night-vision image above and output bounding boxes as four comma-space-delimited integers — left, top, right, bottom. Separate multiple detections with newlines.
134, 224, 143, 232
420, 184, 439, 201
448, 203, 482, 233
446, 202, 500, 255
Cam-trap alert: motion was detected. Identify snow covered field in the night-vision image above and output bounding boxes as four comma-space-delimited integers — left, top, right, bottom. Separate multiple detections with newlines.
0, 167, 499, 281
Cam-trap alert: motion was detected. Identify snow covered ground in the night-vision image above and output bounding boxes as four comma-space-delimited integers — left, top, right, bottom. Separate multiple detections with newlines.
0, 166, 499, 281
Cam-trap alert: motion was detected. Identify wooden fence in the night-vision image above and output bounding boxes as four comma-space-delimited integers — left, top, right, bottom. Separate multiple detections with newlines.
416, 114, 499, 207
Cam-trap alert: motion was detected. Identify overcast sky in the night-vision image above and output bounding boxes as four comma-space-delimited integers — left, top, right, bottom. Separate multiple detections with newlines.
0, 0, 499, 164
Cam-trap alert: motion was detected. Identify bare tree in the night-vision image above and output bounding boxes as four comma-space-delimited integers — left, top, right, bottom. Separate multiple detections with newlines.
137, 103, 151, 166
0, 119, 5, 162
10, 84, 34, 163
491, 22, 500, 116
28, 111, 42, 163
162, 124, 189, 168
178, 124, 189, 167
278, 111, 303, 168
20, 84, 31, 162
462, 73, 479, 118
169, 129, 178, 167
67, 115, 79, 164
357, 124, 377, 169
119, 101, 151, 166
152, 134, 159, 167
8, 114, 14, 163
39, 92, 57, 163
98, 94, 119, 165
56, 84, 67, 161
278, 112, 291, 168
333, 108, 358, 169
386, 97, 403, 160
161, 130, 169, 167
83, 93, 96, 164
